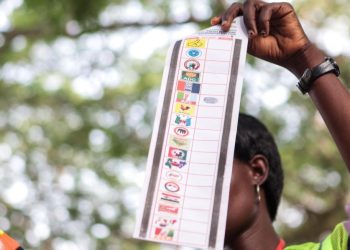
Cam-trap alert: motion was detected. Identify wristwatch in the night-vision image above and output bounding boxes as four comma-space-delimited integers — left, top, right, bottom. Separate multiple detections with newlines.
297, 57, 340, 94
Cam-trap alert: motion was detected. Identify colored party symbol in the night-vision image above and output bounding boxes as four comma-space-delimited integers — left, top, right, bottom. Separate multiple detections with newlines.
181, 71, 200, 82
166, 171, 182, 181
176, 91, 198, 105
168, 147, 187, 160
174, 102, 195, 116
174, 115, 191, 127
186, 49, 202, 58
154, 217, 177, 241
184, 59, 200, 71
165, 158, 187, 169
159, 204, 179, 215
169, 135, 190, 149
164, 181, 180, 193
160, 192, 181, 204
185, 38, 207, 48
174, 127, 189, 137
177, 80, 201, 94
168, 147, 187, 161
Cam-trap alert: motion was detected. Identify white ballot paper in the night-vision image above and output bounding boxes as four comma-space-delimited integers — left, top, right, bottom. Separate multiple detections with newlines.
134, 17, 248, 249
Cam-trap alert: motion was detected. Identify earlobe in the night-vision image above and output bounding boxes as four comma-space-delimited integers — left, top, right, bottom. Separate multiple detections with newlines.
248, 154, 269, 185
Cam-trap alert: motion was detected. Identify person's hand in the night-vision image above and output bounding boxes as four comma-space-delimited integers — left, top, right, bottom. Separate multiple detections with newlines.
211, 0, 314, 75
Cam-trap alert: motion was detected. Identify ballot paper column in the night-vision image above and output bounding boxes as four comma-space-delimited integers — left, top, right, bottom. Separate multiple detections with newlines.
178, 38, 235, 247
175, 38, 214, 246
147, 39, 204, 245
144, 37, 236, 248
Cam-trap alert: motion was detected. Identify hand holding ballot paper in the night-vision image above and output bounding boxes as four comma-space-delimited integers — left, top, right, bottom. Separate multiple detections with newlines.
135, 1, 350, 249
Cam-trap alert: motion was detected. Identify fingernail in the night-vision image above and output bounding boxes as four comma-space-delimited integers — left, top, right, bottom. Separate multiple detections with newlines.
222, 20, 228, 26
248, 30, 254, 38
211, 17, 218, 24
261, 30, 266, 37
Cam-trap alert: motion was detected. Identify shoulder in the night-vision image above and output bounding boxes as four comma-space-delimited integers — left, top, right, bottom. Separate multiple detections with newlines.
285, 241, 319, 250
285, 223, 349, 250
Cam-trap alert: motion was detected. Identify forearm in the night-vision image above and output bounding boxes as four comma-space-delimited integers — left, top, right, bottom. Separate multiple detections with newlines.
288, 44, 350, 170
212, 0, 350, 170
309, 73, 350, 170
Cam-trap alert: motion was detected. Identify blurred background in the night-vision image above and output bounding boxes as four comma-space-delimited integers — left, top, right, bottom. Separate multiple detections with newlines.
0, 0, 350, 249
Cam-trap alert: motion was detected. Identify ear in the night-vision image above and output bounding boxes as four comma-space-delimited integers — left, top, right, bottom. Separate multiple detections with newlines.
248, 154, 269, 186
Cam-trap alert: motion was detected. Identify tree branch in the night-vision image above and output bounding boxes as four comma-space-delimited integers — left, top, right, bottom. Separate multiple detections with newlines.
1, 16, 208, 44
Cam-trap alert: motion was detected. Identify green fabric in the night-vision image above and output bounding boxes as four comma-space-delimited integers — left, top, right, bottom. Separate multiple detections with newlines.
285, 223, 348, 250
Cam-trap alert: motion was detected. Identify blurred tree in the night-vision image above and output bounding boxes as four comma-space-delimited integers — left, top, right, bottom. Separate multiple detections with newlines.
0, 0, 349, 249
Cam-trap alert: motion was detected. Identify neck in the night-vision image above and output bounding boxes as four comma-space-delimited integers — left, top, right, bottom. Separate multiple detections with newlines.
225, 198, 280, 250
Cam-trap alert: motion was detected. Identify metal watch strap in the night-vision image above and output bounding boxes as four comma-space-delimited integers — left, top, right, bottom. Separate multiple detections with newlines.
297, 57, 340, 94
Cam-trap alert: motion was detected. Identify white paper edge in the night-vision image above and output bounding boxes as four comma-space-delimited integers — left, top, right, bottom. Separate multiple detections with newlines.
133, 41, 179, 239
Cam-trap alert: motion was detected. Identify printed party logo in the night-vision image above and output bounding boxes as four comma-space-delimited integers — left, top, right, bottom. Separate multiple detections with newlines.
174, 127, 189, 137
186, 49, 202, 58
153, 217, 177, 241
176, 91, 198, 105
169, 135, 190, 149
164, 181, 180, 193
159, 204, 179, 215
185, 38, 207, 48
174, 114, 191, 127
168, 147, 187, 160
184, 59, 200, 71
174, 102, 195, 116
181, 71, 200, 82
166, 171, 182, 181
160, 192, 181, 204
177, 80, 201, 94
165, 158, 187, 169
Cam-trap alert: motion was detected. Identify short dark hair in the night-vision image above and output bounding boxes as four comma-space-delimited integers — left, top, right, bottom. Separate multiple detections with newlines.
234, 113, 284, 221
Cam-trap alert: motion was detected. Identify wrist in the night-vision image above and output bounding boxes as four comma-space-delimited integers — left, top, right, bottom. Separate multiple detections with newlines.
283, 43, 325, 78
297, 57, 340, 94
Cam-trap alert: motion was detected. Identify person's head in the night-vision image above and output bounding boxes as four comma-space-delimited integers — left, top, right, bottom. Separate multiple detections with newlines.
225, 113, 284, 239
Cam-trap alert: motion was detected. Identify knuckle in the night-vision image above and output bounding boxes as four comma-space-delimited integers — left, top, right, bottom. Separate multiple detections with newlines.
229, 2, 243, 11
282, 2, 294, 10
230, 2, 242, 7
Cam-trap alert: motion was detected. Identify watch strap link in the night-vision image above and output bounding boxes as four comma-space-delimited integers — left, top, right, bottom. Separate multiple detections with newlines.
297, 57, 340, 94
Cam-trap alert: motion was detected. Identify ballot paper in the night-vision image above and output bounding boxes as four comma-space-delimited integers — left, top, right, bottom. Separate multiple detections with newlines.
134, 17, 248, 249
